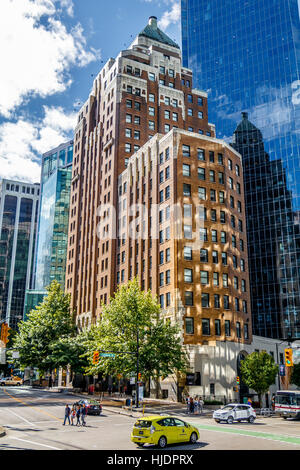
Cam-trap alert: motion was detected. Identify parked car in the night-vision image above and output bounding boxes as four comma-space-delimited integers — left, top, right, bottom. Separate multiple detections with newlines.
213, 404, 256, 424
74, 399, 102, 415
131, 416, 199, 448
0, 376, 23, 386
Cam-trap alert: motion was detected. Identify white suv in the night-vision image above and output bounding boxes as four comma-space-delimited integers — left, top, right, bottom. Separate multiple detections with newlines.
213, 404, 256, 424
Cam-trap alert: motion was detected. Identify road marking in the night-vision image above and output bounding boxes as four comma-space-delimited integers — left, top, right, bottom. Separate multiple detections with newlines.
2, 408, 34, 425
1, 388, 63, 423
10, 436, 61, 450
195, 423, 300, 446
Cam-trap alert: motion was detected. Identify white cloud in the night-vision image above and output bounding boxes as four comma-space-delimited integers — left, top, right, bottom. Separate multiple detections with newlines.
158, 1, 181, 31
0, 0, 99, 117
0, 107, 77, 183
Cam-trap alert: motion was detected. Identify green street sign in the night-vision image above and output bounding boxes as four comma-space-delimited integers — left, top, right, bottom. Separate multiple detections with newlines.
100, 353, 115, 358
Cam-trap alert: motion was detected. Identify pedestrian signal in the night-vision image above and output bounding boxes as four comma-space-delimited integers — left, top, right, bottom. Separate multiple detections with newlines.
93, 351, 100, 364
284, 348, 293, 367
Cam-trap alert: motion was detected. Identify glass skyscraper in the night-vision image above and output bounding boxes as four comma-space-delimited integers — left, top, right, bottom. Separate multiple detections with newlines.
24, 141, 73, 317
181, 0, 300, 339
0, 180, 40, 329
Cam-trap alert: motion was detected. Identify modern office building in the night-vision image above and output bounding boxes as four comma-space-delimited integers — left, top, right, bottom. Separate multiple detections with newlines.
24, 141, 73, 317
181, 0, 300, 338
0, 180, 40, 329
66, 17, 256, 399
232, 113, 300, 339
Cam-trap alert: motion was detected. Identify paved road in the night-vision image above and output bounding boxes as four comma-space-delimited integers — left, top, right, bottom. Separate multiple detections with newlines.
1, 387, 300, 450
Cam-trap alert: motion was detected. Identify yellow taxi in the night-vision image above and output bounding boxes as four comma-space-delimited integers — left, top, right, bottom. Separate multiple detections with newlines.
131, 415, 199, 448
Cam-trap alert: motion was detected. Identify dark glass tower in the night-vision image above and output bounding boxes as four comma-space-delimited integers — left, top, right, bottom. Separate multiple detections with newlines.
181, 0, 300, 338
232, 113, 300, 338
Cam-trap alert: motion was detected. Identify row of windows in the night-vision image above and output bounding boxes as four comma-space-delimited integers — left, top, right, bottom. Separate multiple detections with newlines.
183, 292, 248, 312
4, 183, 39, 195
185, 317, 249, 339
183, 267, 246, 290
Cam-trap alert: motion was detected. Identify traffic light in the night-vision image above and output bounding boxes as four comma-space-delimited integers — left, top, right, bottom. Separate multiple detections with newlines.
138, 373, 142, 381
93, 351, 100, 364
0, 323, 10, 346
284, 348, 293, 367
236, 376, 240, 385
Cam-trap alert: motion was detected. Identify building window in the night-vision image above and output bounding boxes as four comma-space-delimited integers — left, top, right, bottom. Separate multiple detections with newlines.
214, 294, 220, 308
201, 293, 210, 308
225, 320, 231, 336
182, 145, 190, 157
213, 272, 219, 286
198, 148, 205, 160
183, 183, 191, 197
184, 268, 193, 283
244, 324, 249, 340
185, 316, 194, 333
200, 271, 209, 285
200, 248, 208, 263
221, 231, 226, 243
202, 318, 210, 335
198, 187, 206, 200
183, 163, 191, 177
184, 246, 193, 260
224, 295, 230, 309
223, 273, 228, 288
184, 225, 192, 239
149, 93, 155, 102
215, 319, 221, 336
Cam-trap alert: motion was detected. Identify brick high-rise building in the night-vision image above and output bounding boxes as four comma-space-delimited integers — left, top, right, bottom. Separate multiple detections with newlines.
66, 16, 252, 369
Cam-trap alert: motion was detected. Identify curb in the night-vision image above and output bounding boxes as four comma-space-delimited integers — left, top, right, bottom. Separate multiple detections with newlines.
0, 426, 6, 438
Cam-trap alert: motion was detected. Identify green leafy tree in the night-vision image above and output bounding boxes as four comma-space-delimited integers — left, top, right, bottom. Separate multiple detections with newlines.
12, 280, 76, 383
240, 351, 279, 407
82, 278, 188, 397
290, 363, 300, 388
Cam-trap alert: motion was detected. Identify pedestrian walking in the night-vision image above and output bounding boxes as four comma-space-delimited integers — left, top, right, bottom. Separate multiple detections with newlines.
76, 405, 81, 426
199, 397, 204, 415
189, 397, 195, 414
81, 404, 87, 426
186, 395, 190, 413
63, 404, 71, 425
247, 397, 252, 407
70, 405, 76, 425
194, 396, 199, 414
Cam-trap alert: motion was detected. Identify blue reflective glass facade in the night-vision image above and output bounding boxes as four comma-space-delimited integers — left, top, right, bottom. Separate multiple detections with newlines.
182, 0, 300, 338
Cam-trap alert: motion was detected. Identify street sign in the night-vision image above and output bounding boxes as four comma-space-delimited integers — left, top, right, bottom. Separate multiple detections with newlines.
130, 377, 135, 385
100, 353, 115, 358
12, 351, 20, 359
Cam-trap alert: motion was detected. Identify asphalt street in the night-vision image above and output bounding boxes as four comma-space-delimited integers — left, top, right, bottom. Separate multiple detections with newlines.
1, 386, 300, 450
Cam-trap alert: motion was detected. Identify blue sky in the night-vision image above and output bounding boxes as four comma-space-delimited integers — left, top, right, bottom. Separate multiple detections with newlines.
0, 0, 181, 183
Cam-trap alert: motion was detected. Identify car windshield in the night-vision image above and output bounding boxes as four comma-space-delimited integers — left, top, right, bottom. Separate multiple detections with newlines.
221, 405, 235, 410
134, 420, 153, 428
89, 401, 99, 405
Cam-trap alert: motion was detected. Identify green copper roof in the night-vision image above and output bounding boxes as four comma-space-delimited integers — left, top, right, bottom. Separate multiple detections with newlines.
139, 17, 180, 49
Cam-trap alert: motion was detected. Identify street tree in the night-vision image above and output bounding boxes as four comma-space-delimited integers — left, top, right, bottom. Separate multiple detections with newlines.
240, 351, 279, 407
12, 280, 76, 384
290, 363, 300, 388
82, 278, 188, 397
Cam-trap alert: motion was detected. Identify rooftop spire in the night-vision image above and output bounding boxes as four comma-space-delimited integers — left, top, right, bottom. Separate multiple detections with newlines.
148, 16, 158, 28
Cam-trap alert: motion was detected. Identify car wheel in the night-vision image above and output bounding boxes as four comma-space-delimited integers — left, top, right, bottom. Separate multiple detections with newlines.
190, 432, 198, 444
214, 419, 220, 423
227, 416, 234, 424
137, 443, 144, 447
248, 416, 255, 424
157, 436, 167, 449
283, 416, 288, 420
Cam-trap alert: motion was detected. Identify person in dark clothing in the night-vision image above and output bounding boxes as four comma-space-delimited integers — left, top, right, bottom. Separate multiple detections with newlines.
189, 397, 195, 414
76, 405, 81, 426
81, 404, 87, 426
63, 404, 71, 425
